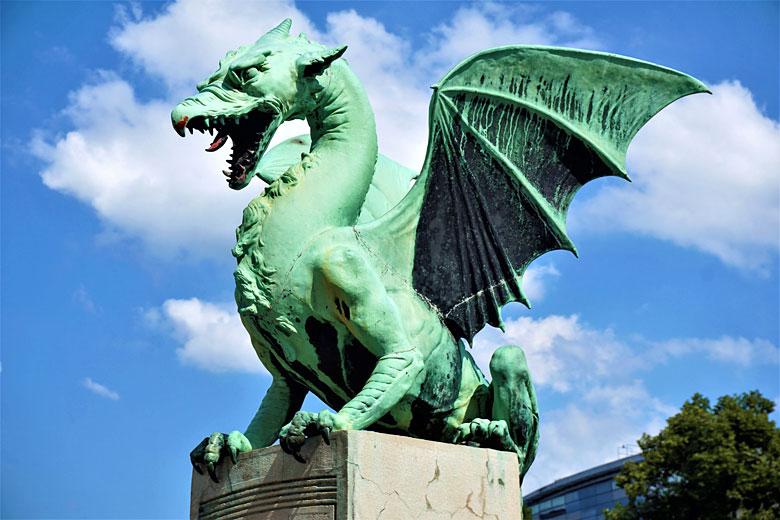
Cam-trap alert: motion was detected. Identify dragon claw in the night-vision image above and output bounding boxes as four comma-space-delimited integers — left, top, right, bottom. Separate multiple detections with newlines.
206, 461, 219, 483
455, 419, 517, 453
320, 426, 331, 445
279, 436, 292, 455
278, 410, 344, 462
292, 450, 307, 464
190, 430, 252, 481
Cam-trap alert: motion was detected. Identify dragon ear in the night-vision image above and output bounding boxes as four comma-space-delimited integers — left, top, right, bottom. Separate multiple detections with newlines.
296, 45, 347, 77
263, 18, 292, 40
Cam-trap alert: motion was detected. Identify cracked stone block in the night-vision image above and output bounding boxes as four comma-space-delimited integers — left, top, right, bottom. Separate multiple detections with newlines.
191, 430, 521, 519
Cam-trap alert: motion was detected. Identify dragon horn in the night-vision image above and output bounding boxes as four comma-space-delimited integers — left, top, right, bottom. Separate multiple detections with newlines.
297, 45, 348, 77
264, 18, 292, 39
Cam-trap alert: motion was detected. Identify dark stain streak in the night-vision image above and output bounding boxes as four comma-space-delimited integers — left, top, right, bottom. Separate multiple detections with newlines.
586, 91, 594, 121
305, 317, 348, 393
254, 318, 346, 409
344, 338, 376, 395
409, 344, 462, 440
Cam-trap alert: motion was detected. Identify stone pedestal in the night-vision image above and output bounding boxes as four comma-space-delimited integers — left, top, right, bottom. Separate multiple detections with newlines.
191, 430, 522, 519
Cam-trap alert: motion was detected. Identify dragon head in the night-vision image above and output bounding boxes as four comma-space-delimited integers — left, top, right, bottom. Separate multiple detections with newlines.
171, 19, 346, 190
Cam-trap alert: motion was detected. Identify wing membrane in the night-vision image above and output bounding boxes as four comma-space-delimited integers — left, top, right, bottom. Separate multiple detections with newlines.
411, 46, 709, 343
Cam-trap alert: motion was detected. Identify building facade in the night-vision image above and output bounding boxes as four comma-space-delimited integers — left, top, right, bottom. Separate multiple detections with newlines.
524, 455, 642, 520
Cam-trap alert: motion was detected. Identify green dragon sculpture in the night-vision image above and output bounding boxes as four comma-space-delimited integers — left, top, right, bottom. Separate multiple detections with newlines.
172, 19, 708, 488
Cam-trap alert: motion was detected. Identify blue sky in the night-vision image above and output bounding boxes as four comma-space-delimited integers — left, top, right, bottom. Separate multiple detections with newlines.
1, 1, 778, 518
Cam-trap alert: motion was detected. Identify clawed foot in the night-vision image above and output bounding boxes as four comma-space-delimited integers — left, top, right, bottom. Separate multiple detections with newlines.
279, 410, 349, 463
454, 419, 517, 453
190, 431, 252, 483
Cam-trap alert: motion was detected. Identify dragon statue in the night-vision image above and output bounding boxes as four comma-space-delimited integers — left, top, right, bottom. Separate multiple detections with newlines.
172, 19, 708, 489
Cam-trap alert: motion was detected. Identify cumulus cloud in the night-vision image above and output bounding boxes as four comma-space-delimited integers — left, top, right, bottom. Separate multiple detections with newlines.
31, 74, 258, 259
473, 314, 778, 492
652, 335, 779, 368
82, 377, 120, 400
472, 314, 638, 392
109, 0, 314, 95
156, 298, 265, 374
30, 1, 780, 271
472, 314, 778, 391
32, 0, 607, 259
418, 2, 602, 79
521, 264, 560, 304
577, 81, 780, 273
523, 389, 671, 493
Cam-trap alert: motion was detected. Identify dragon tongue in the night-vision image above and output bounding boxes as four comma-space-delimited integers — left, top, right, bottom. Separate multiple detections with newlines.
206, 131, 229, 152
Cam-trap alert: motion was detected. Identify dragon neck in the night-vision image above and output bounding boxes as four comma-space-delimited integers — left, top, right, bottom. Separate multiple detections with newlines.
232, 59, 378, 321
301, 59, 379, 224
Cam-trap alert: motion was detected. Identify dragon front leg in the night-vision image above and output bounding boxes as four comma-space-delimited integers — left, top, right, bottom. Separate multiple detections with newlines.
278, 246, 425, 461
191, 354, 307, 481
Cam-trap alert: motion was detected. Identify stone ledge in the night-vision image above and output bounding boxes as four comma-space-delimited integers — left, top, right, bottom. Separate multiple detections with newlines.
191, 430, 521, 519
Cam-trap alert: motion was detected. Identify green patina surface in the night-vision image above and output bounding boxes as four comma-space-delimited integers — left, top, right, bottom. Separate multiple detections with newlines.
172, 19, 708, 492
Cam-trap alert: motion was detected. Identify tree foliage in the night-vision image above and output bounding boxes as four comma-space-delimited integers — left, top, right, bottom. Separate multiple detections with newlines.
605, 391, 780, 520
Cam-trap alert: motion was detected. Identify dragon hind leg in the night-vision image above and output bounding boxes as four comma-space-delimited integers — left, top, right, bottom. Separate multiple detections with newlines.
455, 345, 539, 484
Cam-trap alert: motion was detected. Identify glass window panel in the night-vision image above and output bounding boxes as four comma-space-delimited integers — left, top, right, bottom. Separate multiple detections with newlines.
566, 500, 581, 512
552, 496, 565, 507
531, 505, 540, 513
541, 500, 552, 511
595, 481, 612, 494
579, 485, 596, 497
565, 490, 580, 502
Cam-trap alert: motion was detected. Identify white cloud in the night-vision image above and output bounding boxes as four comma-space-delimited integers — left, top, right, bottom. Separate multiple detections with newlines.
577, 81, 780, 273
157, 298, 266, 374
31, 74, 257, 259
523, 389, 670, 493
321, 9, 429, 170
418, 2, 601, 79
82, 377, 120, 400
473, 314, 638, 392
33, 0, 607, 259
521, 264, 560, 303
72, 284, 98, 313
473, 312, 778, 492
472, 314, 778, 391
109, 0, 314, 95
31, 2, 780, 271
652, 335, 779, 368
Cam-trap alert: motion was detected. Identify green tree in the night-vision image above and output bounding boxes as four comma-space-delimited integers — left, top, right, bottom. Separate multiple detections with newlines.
605, 391, 780, 519
522, 501, 532, 519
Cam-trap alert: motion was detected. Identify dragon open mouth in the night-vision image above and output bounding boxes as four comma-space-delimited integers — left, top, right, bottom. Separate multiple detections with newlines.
182, 111, 280, 189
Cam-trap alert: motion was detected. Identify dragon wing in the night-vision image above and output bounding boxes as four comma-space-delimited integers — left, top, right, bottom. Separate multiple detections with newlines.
357, 46, 709, 344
